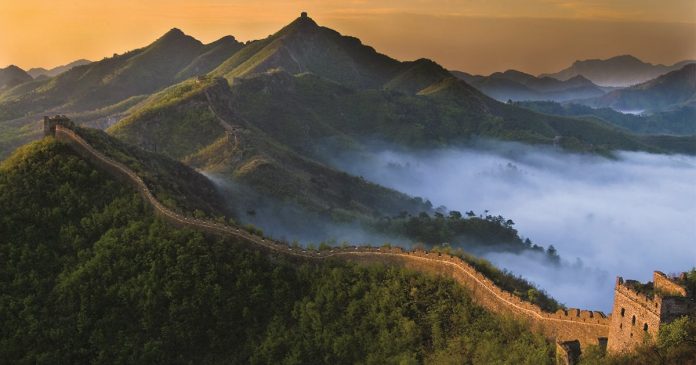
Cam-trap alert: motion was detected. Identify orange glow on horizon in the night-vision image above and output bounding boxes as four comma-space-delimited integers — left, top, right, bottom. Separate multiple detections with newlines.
1, 0, 694, 75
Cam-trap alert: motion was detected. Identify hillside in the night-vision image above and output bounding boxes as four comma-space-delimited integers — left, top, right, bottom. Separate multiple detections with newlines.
26, 59, 92, 78
176, 36, 244, 80
515, 101, 696, 136
109, 75, 579, 262
109, 76, 434, 221
0, 29, 243, 121
0, 137, 557, 364
585, 63, 696, 112
453, 69, 605, 102
211, 13, 449, 94
541, 55, 695, 87
222, 70, 659, 154
0, 30, 243, 158
0, 65, 32, 91
2, 14, 693, 161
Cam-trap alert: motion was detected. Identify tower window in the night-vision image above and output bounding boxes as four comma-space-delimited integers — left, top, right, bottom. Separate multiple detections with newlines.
644, 323, 648, 331
632, 316, 636, 325
620, 308, 625, 317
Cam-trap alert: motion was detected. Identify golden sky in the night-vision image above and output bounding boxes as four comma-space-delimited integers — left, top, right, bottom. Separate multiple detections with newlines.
1, 0, 695, 75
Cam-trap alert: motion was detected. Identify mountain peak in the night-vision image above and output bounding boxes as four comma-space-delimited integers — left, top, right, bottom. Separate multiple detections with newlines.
3, 64, 25, 72
608, 54, 643, 63
283, 11, 319, 33
151, 27, 202, 49
162, 27, 186, 39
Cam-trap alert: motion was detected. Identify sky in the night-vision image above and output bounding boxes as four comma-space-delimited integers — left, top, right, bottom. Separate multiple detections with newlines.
1, 0, 695, 75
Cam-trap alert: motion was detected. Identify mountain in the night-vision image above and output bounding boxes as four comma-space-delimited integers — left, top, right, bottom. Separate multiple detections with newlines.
110, 76, 432, 222
0, 29, 243, 121
211, 13, 450, 93
0, 65, 32, 90
26, 59, 91, 78
515, 100, 696, 137
0, 30, 244, 158
0, 133, 556, 363
176, 35, 244, 80
586, 63, 696, 112
541, 55, 695, 87
452, 69, 605, 102
109, 69, 674, 233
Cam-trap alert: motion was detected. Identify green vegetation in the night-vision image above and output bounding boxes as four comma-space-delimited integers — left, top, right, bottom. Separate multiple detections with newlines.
430, 245, 563, 312
682, 268, 696, 298
226, 71, 677, 155
75, 126, 229, 218
588, 64, 696, 112
110, 78, 225, 160
580, 314, 696, 365
0, 65, 33, 91
0, 138, 555, 364
374, 210, 548, 253
579, 270, 696, 364
515, 100, 696, 136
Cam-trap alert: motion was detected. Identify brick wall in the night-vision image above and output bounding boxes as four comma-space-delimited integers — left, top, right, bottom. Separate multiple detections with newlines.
53, 124, 614, 352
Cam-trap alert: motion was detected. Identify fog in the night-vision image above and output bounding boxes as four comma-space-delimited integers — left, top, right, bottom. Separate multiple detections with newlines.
203, 173, 405, 246
328, 141, 696, 311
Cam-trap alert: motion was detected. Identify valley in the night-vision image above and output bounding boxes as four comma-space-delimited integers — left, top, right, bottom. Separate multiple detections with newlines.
1, 7, 695, 365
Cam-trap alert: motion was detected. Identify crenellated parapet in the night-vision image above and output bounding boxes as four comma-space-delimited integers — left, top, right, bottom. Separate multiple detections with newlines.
51, 118, 696, 363
607, 273, 693, 354
44, 115, 74, 137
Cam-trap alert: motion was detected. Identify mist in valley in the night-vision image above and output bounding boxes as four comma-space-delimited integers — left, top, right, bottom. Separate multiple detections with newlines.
325, 141, 696, 311
203, 173, 407, 247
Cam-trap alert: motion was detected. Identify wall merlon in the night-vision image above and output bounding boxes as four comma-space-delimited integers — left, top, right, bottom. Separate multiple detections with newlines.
654, 271, 688, 297
50, 118, 636, 355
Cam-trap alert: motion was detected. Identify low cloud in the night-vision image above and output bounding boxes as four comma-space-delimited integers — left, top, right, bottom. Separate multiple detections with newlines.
328, 141, 696, 311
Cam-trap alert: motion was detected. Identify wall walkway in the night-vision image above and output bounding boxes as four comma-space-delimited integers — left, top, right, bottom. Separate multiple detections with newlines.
54, 124, 610, 348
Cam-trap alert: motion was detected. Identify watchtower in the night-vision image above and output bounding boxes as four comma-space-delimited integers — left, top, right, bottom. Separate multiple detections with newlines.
607, 271, 694, 353
43, 115, 74, 137
301, 11, 308, 18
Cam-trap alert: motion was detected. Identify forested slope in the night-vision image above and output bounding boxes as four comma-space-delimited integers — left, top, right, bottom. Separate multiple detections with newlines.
0, 138, 554, 364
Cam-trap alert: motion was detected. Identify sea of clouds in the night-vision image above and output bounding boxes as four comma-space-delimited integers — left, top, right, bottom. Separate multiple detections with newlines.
329, 141, 696, 311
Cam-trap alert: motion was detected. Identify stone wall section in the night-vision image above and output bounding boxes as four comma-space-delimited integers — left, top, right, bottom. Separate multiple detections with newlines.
53, 124, 614, 350
654, 271, 688, 297
606, 278, 661, 353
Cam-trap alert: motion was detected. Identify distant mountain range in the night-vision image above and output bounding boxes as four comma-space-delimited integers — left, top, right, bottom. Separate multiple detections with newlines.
515, 100, 696, 137
540, 55, 695, 87
0, 65, 32, 91
584, 64, 696, 112
0, 29, 243, 121
210, 15, 452, 92
27, 59, 91, 79
451, 69, 605, 102
1, 13, 694, 165
97, 14, 696, 224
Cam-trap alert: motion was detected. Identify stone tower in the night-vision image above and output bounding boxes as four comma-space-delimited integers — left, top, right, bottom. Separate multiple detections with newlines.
607, 271, 693, 353
43, 115, 74, 137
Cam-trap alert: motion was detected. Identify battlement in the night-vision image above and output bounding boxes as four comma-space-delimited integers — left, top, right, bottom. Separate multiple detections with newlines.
43, 115, 74, 137
654, 271, 688, 297
47, 118, 690, 363
608, 272, 694, 354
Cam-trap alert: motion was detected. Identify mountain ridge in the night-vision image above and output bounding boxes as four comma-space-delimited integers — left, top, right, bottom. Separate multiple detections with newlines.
26, 59, 91, 78
452, 69, 605, 102
0, 65, 32, 91
541, 54, 695, 87
583, 63, 696, 112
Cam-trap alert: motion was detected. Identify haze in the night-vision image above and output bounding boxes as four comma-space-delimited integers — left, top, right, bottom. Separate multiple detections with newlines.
1, 0, 695, 75
329, 143, 696, 311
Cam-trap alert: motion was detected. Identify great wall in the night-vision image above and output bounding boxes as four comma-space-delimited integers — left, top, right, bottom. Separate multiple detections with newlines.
44, 116, 694, 364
